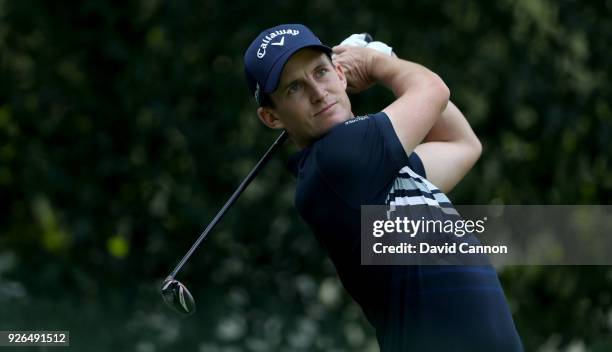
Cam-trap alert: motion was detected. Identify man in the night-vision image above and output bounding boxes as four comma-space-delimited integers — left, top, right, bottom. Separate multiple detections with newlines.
244, 24, 523, 351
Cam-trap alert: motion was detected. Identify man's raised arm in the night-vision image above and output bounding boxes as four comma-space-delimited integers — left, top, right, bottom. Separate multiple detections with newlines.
414, 101, 482, 193
332, 45, 449, 159
333, 46, 480, 193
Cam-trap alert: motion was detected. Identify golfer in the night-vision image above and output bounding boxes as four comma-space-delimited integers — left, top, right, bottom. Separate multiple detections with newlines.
244, 24, 523, 351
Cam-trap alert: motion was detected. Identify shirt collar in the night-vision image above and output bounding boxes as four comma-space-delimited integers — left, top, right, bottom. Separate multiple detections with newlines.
286, 148, 308, 177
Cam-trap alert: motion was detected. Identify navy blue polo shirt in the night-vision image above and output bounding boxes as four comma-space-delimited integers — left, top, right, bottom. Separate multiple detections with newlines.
287, 112, 523, 351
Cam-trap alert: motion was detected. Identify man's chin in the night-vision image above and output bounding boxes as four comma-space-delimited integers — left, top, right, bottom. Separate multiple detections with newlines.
318, 119, 344, 135
329, 112, 353, 128
309, 112, 353, 138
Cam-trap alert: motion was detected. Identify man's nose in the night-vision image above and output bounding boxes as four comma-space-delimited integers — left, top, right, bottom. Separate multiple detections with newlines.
309, 82, 327, 104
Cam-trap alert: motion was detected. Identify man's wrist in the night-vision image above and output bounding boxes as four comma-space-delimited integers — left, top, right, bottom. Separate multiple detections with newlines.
368, 50, 395, 85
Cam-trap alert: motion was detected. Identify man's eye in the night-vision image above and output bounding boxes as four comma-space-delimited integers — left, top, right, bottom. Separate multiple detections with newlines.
287, 83, 301, 95
315, 68, 329, 78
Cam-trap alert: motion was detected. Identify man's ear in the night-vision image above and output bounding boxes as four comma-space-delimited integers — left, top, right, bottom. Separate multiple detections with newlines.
257, 107, 284, 129
334, 63, 348, 91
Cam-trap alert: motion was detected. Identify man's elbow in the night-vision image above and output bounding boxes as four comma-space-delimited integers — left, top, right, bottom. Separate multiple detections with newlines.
469, 136, 483, 165
429, 73, 450, 113
453, 138, 481, 190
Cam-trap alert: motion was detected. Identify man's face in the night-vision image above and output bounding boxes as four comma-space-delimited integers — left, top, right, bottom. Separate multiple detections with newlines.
258, 48, 353, 148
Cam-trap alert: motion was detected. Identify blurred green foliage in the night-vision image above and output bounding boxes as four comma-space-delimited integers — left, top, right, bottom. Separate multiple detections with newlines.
0, 0, 611, 351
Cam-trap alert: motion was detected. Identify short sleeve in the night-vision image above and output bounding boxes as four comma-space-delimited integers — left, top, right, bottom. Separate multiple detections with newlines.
312, 112, 412, 206
408, 152, 427, 179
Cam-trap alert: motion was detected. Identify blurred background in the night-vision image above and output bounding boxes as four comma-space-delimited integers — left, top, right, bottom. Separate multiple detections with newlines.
1, 0, 611, 351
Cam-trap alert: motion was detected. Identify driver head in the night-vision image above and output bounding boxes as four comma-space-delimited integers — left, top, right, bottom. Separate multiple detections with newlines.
161, 277, 196, 315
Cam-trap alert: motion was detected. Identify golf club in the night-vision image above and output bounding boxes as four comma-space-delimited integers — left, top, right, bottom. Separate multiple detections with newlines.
162, 130, 288, 315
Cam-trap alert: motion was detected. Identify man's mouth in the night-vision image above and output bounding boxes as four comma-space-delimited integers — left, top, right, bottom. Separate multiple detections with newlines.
314, 102, 337, 117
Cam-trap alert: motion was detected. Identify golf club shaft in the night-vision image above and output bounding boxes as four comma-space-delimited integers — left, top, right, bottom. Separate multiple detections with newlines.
167, 130, 289, 279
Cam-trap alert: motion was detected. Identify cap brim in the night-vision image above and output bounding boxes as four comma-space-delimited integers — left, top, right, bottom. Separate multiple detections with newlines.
262, 44, 332, 94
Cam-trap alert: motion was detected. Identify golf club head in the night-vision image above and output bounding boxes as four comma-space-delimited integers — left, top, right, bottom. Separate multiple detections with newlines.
161, 277, 196, 315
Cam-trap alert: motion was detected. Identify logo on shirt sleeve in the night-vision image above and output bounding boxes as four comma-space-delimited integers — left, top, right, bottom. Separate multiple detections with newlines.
343, 115, 370, 125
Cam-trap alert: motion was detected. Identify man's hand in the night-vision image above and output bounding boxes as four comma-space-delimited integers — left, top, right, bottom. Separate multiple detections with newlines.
332, 33, 395, 94
332, 45, 381, 94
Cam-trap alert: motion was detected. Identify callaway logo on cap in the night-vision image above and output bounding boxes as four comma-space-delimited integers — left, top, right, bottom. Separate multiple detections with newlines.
244, 24, 331, 106
256, 28, 300, 58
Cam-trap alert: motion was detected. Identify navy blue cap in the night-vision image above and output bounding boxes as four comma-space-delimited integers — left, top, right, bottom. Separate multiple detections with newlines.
244, 24, 331, 106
